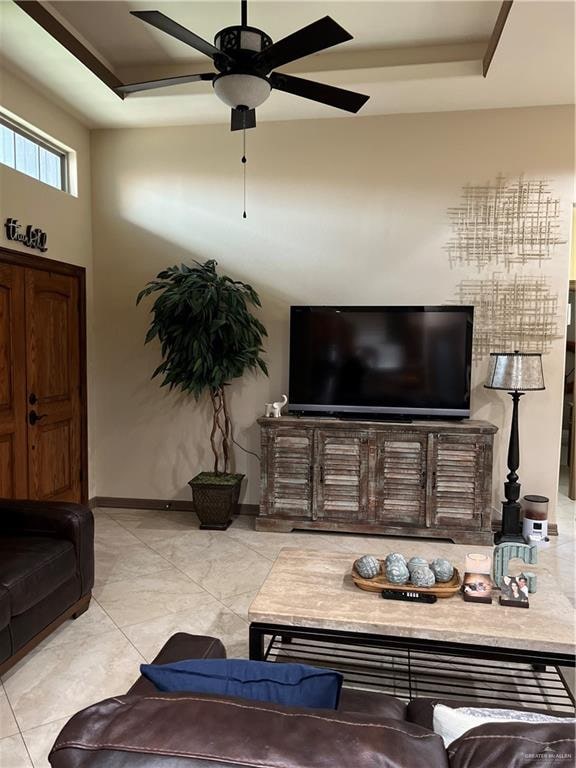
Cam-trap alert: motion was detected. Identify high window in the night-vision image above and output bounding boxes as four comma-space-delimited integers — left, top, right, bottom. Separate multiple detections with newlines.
0, 115, 68, 192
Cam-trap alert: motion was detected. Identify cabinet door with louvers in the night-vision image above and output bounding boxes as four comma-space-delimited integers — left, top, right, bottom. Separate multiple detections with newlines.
315, 430, 369, 521
374, 434, 427, 527
429, 433, 489, 530
261, 428, 314, 519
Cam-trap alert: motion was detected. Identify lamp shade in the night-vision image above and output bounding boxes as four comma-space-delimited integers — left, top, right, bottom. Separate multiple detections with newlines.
484, 351, 545, 391
213, 74, 271, 109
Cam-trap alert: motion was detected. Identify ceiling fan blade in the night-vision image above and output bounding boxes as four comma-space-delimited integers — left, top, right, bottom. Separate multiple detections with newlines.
117, 73, 215, 95
255, 16, 352, 72
131, 10, 227, 61
231, 108, 256, 131
270, 72, 369, 113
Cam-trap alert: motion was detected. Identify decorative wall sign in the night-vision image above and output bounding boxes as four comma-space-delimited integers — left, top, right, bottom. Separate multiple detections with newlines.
446, 175, 565, 271
454, 273, 560, 360
4, 218, 48, 252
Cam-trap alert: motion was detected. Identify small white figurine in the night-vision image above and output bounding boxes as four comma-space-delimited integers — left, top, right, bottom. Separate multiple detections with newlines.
265, 394, 288, 418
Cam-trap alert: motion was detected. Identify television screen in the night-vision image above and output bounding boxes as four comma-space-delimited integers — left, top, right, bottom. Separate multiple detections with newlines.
289, 306, 473, 418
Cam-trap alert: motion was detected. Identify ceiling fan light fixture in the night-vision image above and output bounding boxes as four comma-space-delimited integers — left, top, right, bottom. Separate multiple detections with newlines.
213, 73, 271, 110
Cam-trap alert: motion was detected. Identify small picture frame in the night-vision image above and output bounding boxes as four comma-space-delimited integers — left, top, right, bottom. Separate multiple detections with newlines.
499, 574, 530, 608
462, 572, 493, 604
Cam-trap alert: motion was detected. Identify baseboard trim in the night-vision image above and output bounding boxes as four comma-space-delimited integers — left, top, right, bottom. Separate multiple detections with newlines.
90, 496, 259, 516
90, 496, 193, 511
491, 520, 558, 537
239, 503, 259, 516
89, 497, 557, 534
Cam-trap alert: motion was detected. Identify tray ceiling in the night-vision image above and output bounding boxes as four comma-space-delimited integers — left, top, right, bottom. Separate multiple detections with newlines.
0, 1, 573, 128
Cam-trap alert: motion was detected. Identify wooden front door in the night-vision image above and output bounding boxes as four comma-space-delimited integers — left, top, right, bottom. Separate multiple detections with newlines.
0, 250, 86, 503
0, 265, 28, 497
25, 269, 82, 501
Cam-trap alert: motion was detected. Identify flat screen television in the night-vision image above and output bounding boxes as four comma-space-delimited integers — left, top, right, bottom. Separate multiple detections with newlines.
289, 305, 473, 419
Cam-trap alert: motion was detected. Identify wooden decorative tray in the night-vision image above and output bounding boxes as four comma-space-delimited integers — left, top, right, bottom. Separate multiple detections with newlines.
352, 563, 462, 599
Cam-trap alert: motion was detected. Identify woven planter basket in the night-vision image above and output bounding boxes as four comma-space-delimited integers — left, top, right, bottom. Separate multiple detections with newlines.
188, 473, 244, 530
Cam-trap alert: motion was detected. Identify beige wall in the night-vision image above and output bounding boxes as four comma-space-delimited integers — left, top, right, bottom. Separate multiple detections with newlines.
0, 65, 96, 495
570, 203, 576, 280
91, 105, 573, 518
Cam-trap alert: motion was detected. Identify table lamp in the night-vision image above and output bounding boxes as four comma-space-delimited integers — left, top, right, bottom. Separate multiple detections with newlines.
484, 351, 545, 544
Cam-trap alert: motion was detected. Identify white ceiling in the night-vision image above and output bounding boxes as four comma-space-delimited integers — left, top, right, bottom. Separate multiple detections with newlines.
0, 1, 574, 129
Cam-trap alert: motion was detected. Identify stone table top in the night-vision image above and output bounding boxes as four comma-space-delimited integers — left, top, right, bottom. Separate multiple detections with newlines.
248, 548, 575, 657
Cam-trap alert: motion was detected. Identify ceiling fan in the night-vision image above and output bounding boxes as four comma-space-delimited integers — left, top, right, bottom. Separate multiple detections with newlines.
118, 0, 370, 130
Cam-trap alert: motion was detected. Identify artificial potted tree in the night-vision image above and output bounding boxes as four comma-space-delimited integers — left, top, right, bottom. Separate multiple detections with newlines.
137, 260, 268, 530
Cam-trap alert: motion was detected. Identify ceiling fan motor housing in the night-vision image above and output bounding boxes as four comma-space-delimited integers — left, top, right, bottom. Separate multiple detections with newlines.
214, 26, 272, 60
213, 25, 273, 110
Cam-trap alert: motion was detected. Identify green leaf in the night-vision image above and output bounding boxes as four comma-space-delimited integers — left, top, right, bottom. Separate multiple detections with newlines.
144, 325, 158, 344
257, 358, 269, 375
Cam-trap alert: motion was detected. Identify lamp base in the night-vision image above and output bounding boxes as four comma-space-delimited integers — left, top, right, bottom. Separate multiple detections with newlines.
494, 500, 524, 545
494, 530, 526, 545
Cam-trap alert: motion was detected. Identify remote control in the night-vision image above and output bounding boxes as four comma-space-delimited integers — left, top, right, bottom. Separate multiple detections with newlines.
381, 589, 437, 604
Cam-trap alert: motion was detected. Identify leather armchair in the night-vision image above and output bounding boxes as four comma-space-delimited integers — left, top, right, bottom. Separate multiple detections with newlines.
0, 499, 94, 675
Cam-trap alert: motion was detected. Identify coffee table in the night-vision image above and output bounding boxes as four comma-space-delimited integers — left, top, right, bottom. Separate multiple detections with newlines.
248, 548, 576, 711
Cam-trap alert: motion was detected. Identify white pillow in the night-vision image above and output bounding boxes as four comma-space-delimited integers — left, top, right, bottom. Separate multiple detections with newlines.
433, 703, 575, 747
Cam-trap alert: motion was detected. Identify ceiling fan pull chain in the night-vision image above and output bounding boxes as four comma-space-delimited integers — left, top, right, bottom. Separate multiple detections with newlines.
242, 126, 247, 219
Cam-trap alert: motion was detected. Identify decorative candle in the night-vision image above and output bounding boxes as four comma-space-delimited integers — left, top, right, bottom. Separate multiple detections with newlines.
464, 552, 492, 575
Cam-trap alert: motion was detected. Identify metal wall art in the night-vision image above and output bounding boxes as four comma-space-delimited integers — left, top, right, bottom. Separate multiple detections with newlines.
446, 175, 565, 271
4, 218, 48, 252
455, 273, 560, 360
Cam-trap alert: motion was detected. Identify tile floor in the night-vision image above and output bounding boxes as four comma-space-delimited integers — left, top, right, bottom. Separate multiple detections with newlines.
1, 487, 574, 767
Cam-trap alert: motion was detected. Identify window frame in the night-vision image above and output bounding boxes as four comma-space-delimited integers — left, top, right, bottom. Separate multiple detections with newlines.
0, 115, 69, 193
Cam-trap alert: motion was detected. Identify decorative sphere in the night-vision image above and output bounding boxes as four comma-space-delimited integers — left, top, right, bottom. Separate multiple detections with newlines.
430, 558, 454, 583
354, 555, 381, 579
386, 561, 410, 585
407, 556, 429, 573
410, 565, 436, 588
385, 552, 407, 568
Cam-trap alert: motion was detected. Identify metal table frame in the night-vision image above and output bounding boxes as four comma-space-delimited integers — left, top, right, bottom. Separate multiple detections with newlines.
249, 621, 576, 711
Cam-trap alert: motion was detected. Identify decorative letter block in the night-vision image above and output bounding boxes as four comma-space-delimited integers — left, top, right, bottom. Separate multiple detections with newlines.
492, 543, 537, 588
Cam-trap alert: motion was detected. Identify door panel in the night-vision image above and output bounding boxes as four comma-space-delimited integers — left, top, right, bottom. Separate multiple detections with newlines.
26, 269, 81, 502
429, 434, 484, 529
267, 428, 313, 518
315, 431, 369, 521
0, 265, 27, 497
36, 291, 70, 401
375, 434, 427, 526
37, 421, 72, 498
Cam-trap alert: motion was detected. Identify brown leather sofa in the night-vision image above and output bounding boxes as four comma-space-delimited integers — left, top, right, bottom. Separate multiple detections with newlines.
49, 632, 575, 768
0, 498, 94, 675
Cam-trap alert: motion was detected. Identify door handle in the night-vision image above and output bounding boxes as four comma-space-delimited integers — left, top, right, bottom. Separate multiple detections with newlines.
28, 410, 47, 426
